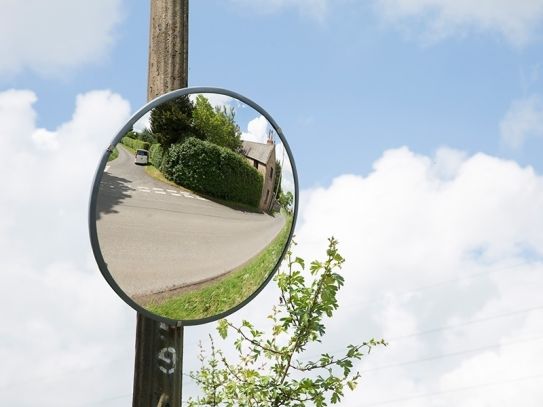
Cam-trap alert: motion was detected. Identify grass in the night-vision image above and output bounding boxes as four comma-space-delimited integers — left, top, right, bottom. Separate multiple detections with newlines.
146, 213, 293, 320
107, 147, 119, 161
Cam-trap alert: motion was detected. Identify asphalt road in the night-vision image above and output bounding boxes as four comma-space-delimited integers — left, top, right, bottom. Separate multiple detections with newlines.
95, 144, 285, 299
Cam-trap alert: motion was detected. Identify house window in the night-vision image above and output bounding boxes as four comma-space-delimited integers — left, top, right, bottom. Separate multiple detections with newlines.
253, 160, 258, 169
270, 167, 274, 180
265, 189, 270, 204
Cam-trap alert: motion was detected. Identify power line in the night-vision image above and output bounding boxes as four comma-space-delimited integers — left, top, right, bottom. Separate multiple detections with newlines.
0, 355, 130, 391
76, 393, 132, 406
300, 304, 543, 361
343, 260, 541, 309
387, 304, 543, 341
359, 372, 543, 406
362, 334, 543, 373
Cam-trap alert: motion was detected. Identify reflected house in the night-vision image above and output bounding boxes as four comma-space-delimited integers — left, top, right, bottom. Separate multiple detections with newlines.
242, 135, 276, 212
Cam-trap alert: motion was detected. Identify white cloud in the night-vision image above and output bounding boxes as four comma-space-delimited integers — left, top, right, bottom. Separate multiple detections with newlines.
189, 93, 234, 109
3, 89, 543, 406
0, 89, 134, 405
133, 111, 151, 133
230, 0, 329, 21
293, 146, 543, 406
373, 0, 543, 46
500, 95, 543, 148
0, 0, 123, 77
241, 115, 270, 143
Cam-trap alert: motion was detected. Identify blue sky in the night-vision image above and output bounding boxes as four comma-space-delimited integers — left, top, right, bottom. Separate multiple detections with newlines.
5, 1, 543, 186
2, 1, 543, 406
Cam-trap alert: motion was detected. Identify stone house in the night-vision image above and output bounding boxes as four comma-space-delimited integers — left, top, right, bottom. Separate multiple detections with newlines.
241, 136, 276, 212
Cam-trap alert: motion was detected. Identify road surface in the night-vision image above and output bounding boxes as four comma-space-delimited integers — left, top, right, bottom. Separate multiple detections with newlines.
95, 144, 285, 300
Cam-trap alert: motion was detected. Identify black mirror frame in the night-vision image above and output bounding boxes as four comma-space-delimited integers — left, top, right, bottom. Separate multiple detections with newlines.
88, 87, 299, 326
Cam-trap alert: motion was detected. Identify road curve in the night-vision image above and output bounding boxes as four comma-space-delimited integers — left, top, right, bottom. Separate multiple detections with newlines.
95, 144, 286, 299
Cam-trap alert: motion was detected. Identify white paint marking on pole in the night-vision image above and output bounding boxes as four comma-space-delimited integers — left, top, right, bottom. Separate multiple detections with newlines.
158, 347, 176, 375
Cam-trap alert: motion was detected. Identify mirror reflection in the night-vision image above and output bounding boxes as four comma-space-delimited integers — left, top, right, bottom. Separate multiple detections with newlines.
95, 92, 296, 322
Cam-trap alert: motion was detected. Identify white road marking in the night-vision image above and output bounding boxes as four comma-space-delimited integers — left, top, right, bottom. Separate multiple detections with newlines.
134, 184, 206, 200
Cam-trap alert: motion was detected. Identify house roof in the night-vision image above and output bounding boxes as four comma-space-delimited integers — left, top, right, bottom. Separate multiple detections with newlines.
241, 140, 274, 164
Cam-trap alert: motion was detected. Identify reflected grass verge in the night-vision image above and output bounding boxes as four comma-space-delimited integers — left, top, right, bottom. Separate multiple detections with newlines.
146, 214, 293, 321
107, 147, 119, 161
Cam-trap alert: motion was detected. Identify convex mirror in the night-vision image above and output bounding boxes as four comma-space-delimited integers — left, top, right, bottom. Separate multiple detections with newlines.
89, 87, 298, 324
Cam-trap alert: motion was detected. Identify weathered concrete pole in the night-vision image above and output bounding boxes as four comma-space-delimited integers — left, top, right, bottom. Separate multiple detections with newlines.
133, 1, 189, 406
147, 0, 189, 100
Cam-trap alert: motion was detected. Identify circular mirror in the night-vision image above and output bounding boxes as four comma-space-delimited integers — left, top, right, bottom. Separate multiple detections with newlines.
89, 87, 298, 324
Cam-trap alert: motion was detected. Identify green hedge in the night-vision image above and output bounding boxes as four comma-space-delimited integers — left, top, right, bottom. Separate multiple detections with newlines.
163, 138, 263, 207
149, 143, 165, 168
121, 136, 150, 151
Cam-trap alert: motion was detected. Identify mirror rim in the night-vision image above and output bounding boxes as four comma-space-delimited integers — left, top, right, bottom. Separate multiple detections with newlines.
88, 86, 299, 326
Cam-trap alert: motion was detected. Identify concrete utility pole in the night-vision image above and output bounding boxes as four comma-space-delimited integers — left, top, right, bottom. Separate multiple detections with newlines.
133, 1, 189, 406
147, 0, 189, 101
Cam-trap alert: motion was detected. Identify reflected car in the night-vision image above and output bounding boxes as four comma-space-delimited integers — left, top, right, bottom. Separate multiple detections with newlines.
135, 149, 149, 165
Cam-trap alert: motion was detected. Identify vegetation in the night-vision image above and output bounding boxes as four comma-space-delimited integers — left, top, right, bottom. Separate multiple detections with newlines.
135, 127, 157, 144
162, 137, 263, 208
278, 191, 294, 213
107, 146, 119, 161
192, 95, 242, 152
147, 214, 293, 320
151, 95, 196, 147
121, 136, 150, 151
149, 143, 165, 169
187, 238, 386, 406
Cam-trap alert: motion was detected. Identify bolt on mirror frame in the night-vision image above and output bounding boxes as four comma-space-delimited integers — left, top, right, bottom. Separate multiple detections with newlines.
88, 86, 299, 326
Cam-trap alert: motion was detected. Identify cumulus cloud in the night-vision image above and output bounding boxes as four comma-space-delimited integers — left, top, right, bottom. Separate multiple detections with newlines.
500, 95, 543, 148
133, 111, 151, 133
230, 0, 329, 21
0, 0, 123, 77
3, 89, 543, 405
0, 89, 134, 404
373, 0, 543, 46
293, 146, 543, 406
241, 115, 270, 143
188, 92, 234, 109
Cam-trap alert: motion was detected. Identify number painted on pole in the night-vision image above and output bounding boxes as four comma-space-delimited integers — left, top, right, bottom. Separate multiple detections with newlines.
158, 346, 176, 374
